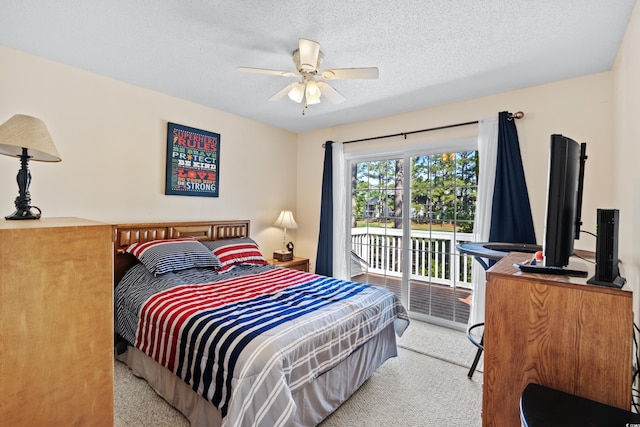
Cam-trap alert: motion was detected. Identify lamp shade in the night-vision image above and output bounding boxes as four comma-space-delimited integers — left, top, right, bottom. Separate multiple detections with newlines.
287, 82, 305, 103
305, 80, 321, 105
0, 114, 61, 162
273, 210, 298, 229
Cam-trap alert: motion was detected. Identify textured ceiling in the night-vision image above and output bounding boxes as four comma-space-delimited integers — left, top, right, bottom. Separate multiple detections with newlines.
0, 1, 636, 133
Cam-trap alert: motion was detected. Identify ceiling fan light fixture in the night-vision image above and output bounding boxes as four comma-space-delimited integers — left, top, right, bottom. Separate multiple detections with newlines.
287, 82, 305, 103
238, 38, 379, 110
305, 80, 321, 103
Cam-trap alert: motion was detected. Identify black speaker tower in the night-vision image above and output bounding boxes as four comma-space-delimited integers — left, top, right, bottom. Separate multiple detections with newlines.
587, 208, 626, 288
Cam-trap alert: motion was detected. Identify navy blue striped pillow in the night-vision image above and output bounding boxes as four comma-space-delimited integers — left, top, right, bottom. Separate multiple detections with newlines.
125, 238, 222, 275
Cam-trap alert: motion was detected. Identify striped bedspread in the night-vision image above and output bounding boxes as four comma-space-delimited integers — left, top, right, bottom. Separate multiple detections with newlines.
115, 264, 409, 427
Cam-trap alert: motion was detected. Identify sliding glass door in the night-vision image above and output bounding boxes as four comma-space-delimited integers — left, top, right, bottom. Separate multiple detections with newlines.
348, 144, 478, 328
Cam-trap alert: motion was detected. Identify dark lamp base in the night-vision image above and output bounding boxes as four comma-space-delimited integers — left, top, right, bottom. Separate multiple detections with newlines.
6, 148, 43, 220
5, 206, 41, 220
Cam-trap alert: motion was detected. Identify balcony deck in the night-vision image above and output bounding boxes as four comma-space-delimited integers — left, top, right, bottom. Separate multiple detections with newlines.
351, 273, 471, 325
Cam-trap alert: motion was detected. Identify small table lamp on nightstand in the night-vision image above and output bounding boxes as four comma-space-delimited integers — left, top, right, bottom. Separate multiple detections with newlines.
0, 114, 62, 220
273, 210, 298, 261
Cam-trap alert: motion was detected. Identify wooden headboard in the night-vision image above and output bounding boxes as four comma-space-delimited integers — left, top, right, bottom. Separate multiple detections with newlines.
112, 220, 250, 285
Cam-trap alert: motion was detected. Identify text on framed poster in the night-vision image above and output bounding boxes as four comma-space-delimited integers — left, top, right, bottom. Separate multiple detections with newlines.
165, 122, 220, 197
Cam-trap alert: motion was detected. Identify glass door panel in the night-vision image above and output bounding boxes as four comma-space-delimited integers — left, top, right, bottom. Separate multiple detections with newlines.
348, 149, 477, 328
349, 158, 403, 300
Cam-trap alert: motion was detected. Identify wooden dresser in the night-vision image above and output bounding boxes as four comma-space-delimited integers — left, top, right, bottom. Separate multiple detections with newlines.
0, 217, 113, 426
482, 252, 633, 427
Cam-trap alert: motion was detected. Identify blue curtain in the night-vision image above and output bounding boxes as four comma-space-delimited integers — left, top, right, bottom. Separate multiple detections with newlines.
315, 141, 334, 276
488, 111, 536, 244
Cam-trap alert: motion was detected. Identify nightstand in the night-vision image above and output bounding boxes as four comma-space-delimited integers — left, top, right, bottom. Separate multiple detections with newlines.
268, 256, 309, 272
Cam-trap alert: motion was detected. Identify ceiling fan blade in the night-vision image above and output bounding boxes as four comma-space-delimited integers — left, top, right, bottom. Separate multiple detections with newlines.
298, 38, 320, 72
237, 66, 297, 77
321, 67, 379, 80
269, 83, 297, 101
317, 81, 346, 104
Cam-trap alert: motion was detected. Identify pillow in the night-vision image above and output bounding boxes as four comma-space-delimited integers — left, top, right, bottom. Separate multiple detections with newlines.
125, 237, 222, 275
200, 237, 258, 251
207, 238, 268, 272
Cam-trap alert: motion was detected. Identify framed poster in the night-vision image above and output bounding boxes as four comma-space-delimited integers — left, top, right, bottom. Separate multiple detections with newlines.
165, 122, 220, 197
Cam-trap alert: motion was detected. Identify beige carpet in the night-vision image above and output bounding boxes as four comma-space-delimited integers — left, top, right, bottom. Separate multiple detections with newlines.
397, 320, 484, 371
114, 321, 483, 426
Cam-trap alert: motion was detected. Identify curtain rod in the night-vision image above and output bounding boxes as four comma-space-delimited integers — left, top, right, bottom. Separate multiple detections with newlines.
336, 111, 524, 145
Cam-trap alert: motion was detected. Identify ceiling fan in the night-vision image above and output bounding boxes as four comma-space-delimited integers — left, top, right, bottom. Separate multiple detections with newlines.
237, 38, 379, 113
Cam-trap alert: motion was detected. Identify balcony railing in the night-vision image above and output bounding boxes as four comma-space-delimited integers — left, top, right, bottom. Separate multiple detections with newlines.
351, 227, 475, 289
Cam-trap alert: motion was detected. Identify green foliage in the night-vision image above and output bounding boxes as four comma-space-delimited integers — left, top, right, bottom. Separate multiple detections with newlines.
351, 150, 478, 233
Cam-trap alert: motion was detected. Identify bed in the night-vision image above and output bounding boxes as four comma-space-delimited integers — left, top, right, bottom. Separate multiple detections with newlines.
113, 220, 409, 427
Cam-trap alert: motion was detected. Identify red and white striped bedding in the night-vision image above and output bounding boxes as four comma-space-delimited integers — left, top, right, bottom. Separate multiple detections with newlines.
115, 263, 409, 427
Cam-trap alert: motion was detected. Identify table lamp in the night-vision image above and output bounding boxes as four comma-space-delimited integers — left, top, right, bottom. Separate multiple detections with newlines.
0, 114, 62, 220
273, 210, 298, 261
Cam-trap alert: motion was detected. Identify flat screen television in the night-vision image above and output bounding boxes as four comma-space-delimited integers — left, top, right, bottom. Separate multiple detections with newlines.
542, 134, 587, 271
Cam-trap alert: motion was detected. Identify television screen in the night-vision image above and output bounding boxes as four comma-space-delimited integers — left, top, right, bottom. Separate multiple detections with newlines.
542, 134, 587, 269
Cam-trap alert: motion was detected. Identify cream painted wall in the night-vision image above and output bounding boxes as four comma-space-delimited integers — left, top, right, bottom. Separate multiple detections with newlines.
297, 73, 615, 273
0, 46, 297, 255
295, 127, 333, 266
613, 2, 640, 315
